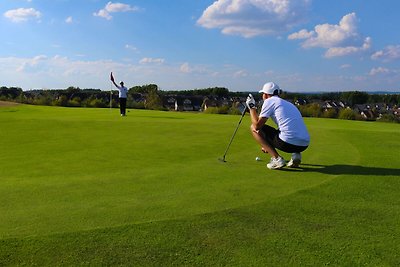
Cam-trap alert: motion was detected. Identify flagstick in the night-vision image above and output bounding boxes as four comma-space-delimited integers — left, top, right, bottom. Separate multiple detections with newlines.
110, 81, 112, 110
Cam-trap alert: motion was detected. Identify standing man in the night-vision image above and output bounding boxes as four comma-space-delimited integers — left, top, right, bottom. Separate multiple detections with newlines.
246, 82, 310, 170
110, 72, 128, 116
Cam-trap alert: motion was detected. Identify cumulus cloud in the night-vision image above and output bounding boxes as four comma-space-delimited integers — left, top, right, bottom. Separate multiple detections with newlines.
16, 55, 47, 72
369, 67, 390, 76
288, 12, 371, 58
94, 1, 139, 20
325, 37, 371, 58
139, 58, 165, 64
287, 29, 313, 40
371, 45, 400, 62
292, 13, 359, 48
4, 7, 41, 22
197, 0, 311, 38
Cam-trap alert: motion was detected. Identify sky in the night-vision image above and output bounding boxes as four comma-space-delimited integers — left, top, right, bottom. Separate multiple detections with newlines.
1, 0, 400, 93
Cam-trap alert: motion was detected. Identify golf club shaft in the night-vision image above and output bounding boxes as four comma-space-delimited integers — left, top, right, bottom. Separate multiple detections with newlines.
221, 107, 247, 160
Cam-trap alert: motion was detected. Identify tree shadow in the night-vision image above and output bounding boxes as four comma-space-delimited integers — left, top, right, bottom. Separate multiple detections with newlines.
284, 164, 400, 176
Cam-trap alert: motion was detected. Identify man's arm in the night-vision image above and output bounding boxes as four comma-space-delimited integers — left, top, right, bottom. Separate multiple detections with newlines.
246, 94, 267, 131
111, 80, 119, 88
249, 109, 267, 131
110, 72, 119, 88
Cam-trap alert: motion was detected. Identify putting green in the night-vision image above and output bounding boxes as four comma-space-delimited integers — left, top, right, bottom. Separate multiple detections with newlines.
0, 105, 382, 238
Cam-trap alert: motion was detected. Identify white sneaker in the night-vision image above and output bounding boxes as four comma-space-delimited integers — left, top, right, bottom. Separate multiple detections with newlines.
287, 153, 301, 168
267, 156, 286, 170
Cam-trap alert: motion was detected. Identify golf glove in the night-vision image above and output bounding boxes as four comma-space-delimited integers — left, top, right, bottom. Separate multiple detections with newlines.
246, 94, 256, 110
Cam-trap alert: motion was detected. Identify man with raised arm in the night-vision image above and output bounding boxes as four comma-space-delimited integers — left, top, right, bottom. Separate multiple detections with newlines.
110, 72, 128, 116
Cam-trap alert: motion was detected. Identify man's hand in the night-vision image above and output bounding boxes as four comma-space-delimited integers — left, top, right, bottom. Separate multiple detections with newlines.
110, 72, 115, 82
246, 94, 256, 110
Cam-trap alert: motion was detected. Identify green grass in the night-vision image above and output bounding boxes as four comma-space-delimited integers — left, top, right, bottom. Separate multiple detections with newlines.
0, 104, 399, 266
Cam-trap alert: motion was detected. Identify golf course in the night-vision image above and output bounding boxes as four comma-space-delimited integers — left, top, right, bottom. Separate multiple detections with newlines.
1, 103, 399, 266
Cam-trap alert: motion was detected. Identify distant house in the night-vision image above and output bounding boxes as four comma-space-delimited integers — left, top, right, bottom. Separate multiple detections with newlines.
393, 107, 400, 117
361, 110, 375, 120
294, 99, 307, 106
163, 96, 177, 110
162, 95, 202, 111
183, 98, 193, 111
202, 96, 218, 111
353, 104, 382, 120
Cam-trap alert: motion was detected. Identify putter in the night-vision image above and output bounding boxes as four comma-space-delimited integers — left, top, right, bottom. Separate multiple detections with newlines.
219, 103, 248, 162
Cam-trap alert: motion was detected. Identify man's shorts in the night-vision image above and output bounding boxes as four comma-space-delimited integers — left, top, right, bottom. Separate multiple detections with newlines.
260, 125, 308, 153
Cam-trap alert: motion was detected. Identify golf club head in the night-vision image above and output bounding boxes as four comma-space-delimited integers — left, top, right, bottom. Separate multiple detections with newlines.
218, 157, 227, 163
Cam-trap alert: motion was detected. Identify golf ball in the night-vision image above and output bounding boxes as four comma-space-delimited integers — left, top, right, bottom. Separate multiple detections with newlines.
255, 157, 261, 161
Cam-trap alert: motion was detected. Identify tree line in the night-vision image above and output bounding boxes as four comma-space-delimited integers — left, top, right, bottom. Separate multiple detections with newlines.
0, 85, 233, 110
285, 91, 400, 107
2, 85, 399, 105
1, 85, 399, 122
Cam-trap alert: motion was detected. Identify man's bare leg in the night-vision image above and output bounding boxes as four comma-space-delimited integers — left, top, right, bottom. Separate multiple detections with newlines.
250, 125, 280, 158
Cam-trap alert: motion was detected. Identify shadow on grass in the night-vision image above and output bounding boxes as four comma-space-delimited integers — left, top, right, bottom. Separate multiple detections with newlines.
283, 164, 400, 176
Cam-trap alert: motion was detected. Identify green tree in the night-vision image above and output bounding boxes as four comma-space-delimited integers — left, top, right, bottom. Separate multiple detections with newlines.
53, 95, 69, 106
338, 108, 357, 120
129, 84, 158, 94
342, 91, 369, 106
321, 109, 338, 118
145, 90, 163, 110
298, 103, 321, 117
0, 87, 23, 100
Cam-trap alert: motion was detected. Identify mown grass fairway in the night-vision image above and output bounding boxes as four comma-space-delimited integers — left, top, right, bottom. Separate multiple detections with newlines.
1, 104, 399, 266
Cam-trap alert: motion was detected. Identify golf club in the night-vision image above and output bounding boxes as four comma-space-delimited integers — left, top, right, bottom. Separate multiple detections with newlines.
218, 102, 248, 162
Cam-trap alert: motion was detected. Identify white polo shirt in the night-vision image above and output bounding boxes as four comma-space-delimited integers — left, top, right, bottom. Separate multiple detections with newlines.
116, 86, 128, 98
259, 96, 310, 147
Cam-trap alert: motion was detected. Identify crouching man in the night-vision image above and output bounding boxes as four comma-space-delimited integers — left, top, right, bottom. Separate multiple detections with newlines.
246, 82, 310, 170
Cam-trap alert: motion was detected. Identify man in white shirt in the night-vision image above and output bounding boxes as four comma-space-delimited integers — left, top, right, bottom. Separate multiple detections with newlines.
246, 82, 310, 169
110, 72, 128, 116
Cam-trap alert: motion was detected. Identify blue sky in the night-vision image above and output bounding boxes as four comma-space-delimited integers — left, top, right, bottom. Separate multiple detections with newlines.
1, 0, 400, 92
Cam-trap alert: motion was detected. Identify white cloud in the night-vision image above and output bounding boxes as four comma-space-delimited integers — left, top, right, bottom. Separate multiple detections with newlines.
289, 12, 371, 58
180, 62, 191, 73
0, 55, 133, 89
16, 55, 47, 72
2, 55, 399, 92
4, 7, 41, 23
324, 37, 371, 58
93, 1, 140, 20
302, 13, 359, 48
233, 70, 248, 78
65, 16, 73, 24
139, 58, 165, 64
369, 67, 389, 76
288, 29, 313, 40
125, 44, 138, 52
371, 45, 400, 62
179, 62, 214, 75
197, 0, 311, 38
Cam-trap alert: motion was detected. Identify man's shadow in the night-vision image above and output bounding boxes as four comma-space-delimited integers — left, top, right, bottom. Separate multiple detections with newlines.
283, 163, 400, 176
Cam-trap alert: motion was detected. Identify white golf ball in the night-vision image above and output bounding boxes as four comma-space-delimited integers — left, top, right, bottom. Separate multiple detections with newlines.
255, 157, 261, 161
